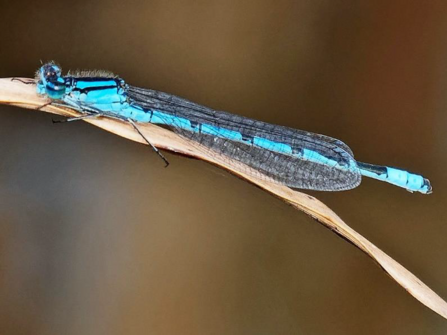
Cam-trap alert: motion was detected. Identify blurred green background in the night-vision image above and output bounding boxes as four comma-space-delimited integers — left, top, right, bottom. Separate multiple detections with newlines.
0, 0, 446, 334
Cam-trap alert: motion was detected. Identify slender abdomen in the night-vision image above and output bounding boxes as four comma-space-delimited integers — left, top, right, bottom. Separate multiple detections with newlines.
358, 162, 432, 194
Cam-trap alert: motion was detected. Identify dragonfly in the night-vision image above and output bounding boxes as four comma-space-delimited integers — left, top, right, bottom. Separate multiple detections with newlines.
31, 62, 432, 194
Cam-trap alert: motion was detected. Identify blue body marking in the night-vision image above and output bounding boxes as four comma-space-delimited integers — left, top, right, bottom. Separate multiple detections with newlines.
358, 165, 431, 194
35, 62, 432, 194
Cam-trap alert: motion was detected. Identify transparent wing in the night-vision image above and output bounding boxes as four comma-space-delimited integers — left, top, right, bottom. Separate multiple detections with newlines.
127, 86, 361, 191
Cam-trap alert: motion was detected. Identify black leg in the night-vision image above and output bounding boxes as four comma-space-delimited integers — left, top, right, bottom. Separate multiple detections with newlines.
52, 113, 102, 123
127, 118, 170, 167
11, 78, 35, 85
36, 101, 53, 111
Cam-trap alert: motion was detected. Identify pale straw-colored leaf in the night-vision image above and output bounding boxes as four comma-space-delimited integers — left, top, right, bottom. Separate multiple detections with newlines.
1, 78, 446, 319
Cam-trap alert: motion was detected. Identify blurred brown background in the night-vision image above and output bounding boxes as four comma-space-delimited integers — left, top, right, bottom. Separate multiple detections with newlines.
1, 0, 447, 334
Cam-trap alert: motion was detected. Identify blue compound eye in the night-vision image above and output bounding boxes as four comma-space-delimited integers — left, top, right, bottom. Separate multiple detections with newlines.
45, 77, 66, 99
37, 63, 66, 99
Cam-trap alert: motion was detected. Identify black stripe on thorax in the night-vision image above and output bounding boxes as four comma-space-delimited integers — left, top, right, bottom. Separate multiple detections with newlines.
72, 85, 120, 94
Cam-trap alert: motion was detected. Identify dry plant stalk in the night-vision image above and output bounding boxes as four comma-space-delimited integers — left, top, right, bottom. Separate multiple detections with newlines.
1, 78, 446, 319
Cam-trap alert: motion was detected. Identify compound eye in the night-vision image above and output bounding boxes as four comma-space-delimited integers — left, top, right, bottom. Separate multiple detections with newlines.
36, 63, 66, 99
46, 77, 66, 99
41, 63, 62, 81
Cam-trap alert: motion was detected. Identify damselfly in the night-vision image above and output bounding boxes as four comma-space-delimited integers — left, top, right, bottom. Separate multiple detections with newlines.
32, 62, 432, 194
